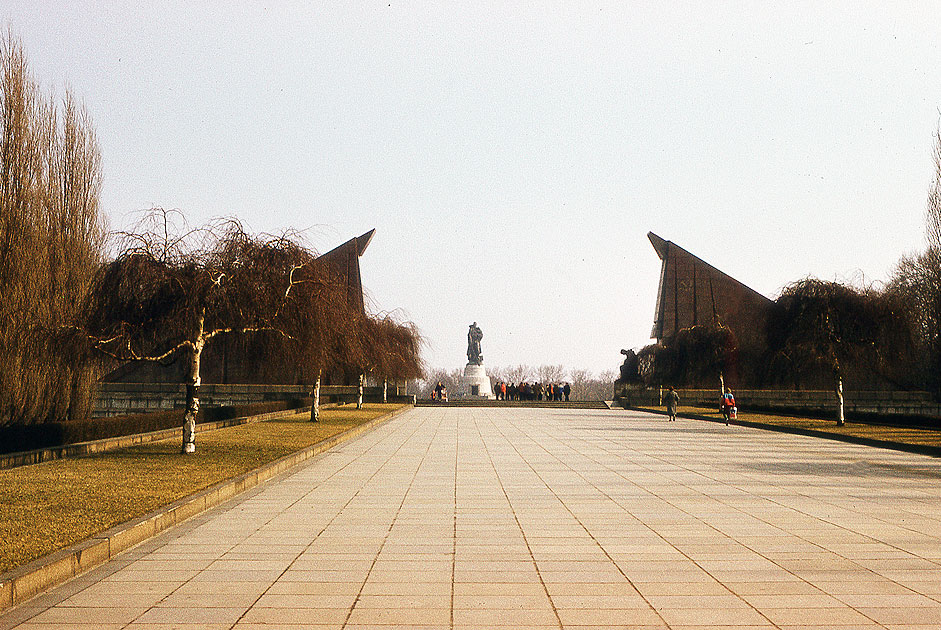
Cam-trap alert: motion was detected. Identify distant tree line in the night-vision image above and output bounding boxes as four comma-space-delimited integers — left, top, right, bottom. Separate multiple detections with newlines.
416, 365, 618, 401
0, 34, 423, 452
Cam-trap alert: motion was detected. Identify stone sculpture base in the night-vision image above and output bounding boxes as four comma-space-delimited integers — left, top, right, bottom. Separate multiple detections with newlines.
461, 363, 494, 399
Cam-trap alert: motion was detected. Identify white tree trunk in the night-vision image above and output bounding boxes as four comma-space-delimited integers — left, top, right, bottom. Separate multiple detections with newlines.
719, 372, 725, 396
182, 332, 204, 454
310, 370, 321, 423
836, 376, 845, 426
383, 378, 388, 403
357, 373, 364, 409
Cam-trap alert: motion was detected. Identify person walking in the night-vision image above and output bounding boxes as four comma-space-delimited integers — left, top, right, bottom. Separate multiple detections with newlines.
666, 386, 679, 421
720, 388, 736, 425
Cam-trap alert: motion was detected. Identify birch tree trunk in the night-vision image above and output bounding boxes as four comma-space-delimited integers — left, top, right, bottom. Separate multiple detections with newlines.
181, 328, 205, 454
836, 376, 845, 426
719, 372, 725, 397
309, 370, 321, 423
357, 373, 364, 409
383, 378, 388, 403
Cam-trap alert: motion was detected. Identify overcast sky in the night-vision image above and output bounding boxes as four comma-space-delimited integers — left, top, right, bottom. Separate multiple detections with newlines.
6, 2, 941, 376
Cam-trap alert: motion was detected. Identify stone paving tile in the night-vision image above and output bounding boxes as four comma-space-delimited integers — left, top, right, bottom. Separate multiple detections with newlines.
453, 607, 559, 626
556, 606, 666, 626
5, 406, 941, 629
21, 606, 148, 625
346, 606, 451, 625
238, 606, 351, 625
132, 605, 248, 625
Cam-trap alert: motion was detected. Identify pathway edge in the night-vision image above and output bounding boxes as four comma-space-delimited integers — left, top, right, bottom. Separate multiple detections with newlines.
625, 406, 941, 458
0, 404, 412, 613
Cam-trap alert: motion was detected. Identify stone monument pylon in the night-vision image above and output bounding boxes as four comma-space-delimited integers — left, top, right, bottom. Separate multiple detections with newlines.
462, 322, 494, 399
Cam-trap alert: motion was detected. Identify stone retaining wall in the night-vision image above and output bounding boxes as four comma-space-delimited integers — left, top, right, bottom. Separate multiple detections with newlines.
93, 383, 396, 417
615, 386, 941, 419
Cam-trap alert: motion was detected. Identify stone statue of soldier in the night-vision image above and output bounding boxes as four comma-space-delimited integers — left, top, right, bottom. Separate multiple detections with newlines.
467, 322, 483, 365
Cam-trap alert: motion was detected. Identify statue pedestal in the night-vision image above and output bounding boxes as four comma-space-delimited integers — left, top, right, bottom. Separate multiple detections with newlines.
461, 363, 494, 399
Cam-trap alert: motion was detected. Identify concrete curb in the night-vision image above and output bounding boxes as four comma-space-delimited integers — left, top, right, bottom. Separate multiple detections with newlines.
0, 404, 412, 613
625, 406, 941, 458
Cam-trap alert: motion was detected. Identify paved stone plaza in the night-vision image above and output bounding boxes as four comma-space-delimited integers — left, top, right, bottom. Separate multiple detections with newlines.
4, 406, 941, 629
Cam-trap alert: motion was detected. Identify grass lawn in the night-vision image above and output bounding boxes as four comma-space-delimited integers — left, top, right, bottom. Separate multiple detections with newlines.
634, 404, 941, 450
0, 403, 402, 575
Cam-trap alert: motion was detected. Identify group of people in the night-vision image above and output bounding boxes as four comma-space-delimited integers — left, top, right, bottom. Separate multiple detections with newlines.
493, 381, 571, 401
664, 386, 736, 424
431, 381, 448, 402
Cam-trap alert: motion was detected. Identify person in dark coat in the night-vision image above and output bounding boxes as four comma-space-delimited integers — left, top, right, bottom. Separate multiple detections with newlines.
666, 386, 679, 421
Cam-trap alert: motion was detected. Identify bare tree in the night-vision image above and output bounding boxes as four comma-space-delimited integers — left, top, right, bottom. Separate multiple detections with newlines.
487, 366, 508, 384
568, 368, 592, 397
887, 254, 937, 391
767, 279, 887, 425
266, 256, 365, 421
360, 314, 423, 403
0, 32, 105, 426
598, 369, 618, 389
503, 364, 533, 383
418, 368, 462, 399
87, 209, 320, 452
536, 364, 567, 383
927, 123, 941, 251
566, 368, 618, 401
900, 122, 941, 394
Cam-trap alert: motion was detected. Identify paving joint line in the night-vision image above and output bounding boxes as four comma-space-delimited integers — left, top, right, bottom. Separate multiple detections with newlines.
552, 412, 913, 627
225, 407, 422, 629
483, 412, 671, 629
450, 408, 458, 630
615, 413, 941, 601
559, 414, 899, 621
341, 411, 440, 629
472, 410, 564, 630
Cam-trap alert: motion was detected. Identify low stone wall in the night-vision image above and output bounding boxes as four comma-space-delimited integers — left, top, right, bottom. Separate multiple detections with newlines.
614, 386, 941, 420
93, 383, 392, 417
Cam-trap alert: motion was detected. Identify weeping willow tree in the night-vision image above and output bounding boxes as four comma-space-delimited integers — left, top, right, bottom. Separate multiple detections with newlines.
360, 314, 423, 403
767, 279, 892, 425
261, 257, 367, 422
0, 32, 106, 426
86, 209, 328, 452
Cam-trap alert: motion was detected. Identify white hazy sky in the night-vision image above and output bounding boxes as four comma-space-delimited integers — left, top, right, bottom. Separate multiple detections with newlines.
6, 1, 941, 376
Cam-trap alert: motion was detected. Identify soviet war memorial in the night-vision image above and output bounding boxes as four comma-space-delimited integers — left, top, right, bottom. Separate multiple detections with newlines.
3, 5, 941, 629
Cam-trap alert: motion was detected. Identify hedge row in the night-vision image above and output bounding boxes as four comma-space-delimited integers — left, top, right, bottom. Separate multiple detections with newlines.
0, 398, 311, 455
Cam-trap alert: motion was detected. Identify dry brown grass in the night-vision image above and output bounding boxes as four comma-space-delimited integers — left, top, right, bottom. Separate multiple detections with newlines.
636, 404, 941, 449
0, 404, 401, 574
